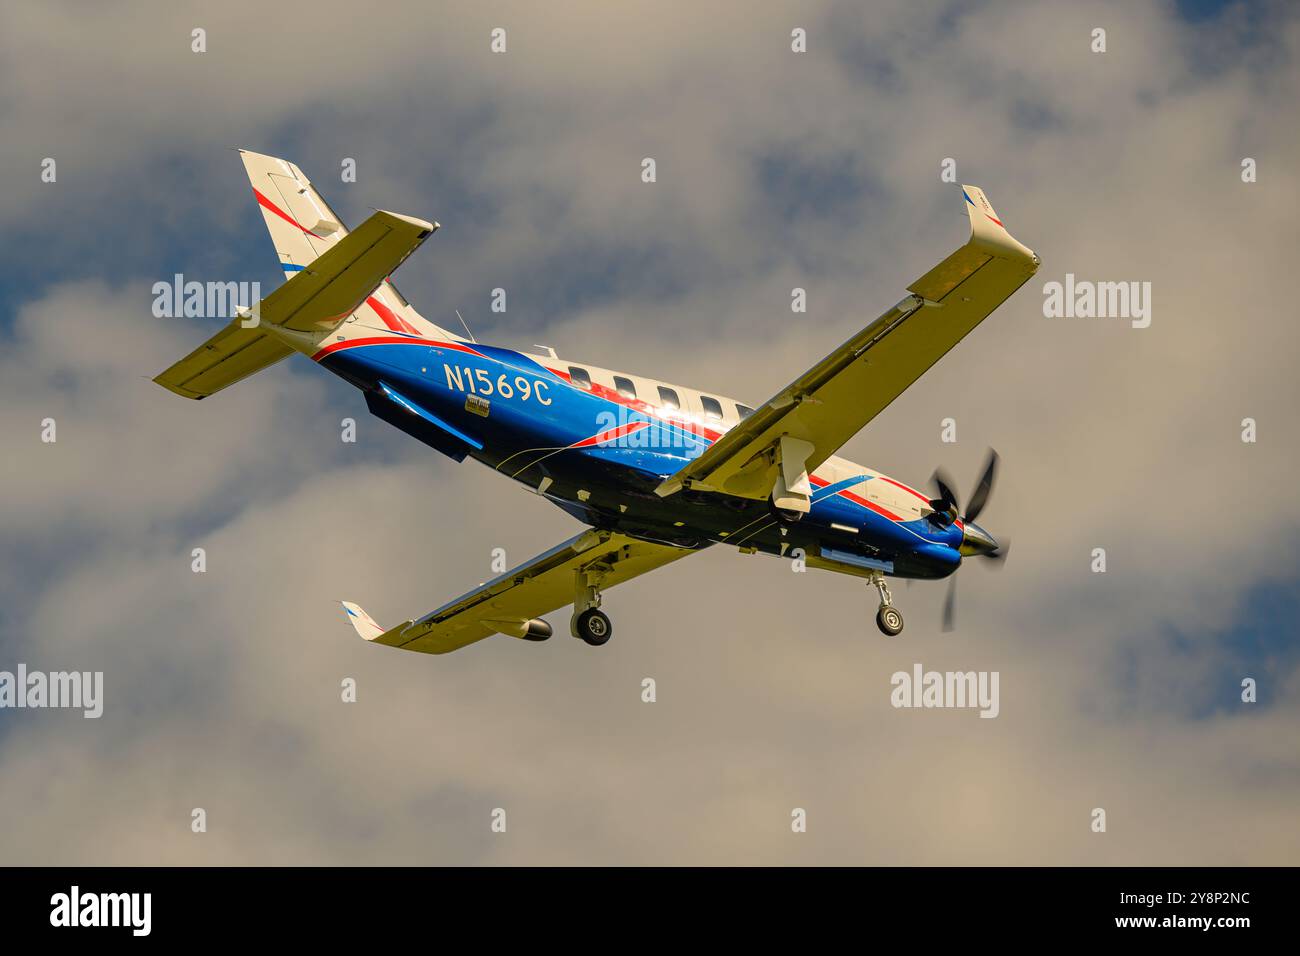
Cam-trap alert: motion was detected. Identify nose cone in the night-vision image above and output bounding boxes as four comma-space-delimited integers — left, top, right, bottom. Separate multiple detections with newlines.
959, 521, 999, 557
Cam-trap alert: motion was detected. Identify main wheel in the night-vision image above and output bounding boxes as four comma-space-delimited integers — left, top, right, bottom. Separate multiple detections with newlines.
574, 608, 613, 646
767, 498, 805, 524
875, 605, 904, 637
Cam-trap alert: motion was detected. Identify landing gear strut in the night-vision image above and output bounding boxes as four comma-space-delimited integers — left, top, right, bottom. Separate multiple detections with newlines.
870, 571, 904, 637
571, 563, 614, 646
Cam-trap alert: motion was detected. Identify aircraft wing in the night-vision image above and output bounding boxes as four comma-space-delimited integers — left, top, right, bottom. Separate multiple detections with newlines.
342, 529, 698, 655
655, 185, 1038, 506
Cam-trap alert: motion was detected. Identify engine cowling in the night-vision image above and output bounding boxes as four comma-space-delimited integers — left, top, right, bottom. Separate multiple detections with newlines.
521, 618, 553, 642
484, 617, 553, 641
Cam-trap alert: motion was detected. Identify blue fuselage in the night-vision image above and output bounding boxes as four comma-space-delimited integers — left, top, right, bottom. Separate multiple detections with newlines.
319, 336, 964, 580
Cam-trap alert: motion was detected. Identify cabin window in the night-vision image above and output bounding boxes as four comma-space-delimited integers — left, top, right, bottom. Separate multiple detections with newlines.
736, 404, 755, 419
614, 376, 637, 400
701, 396, 724, 420
568, 366, 592, 390
657, 386, 680, 410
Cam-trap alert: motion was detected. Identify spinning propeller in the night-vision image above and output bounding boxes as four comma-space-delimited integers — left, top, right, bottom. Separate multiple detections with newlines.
927, 449, 1009, 631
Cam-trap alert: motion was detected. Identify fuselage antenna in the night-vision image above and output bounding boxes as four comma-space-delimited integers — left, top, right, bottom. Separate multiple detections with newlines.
455, 309, 477, 344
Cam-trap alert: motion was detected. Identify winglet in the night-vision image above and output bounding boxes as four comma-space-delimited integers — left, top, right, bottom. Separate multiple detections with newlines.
910, 185, 1038, 301
960, 184, 1037, 264
341, 601, 386, 642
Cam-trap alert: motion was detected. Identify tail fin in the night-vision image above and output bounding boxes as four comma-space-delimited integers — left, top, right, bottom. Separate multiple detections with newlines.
156, 207, 436, 399
239, 149, 347, 278
239, 149, 460, 340
155, 151, 455, 400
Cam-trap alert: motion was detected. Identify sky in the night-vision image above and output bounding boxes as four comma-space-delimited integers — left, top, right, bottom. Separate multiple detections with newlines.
0, 0, 1297, 864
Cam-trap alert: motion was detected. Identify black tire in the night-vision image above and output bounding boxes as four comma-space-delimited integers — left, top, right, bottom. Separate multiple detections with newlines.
575, 608, 613, 646
875, 606, 904, 637
767, 498, 805, 524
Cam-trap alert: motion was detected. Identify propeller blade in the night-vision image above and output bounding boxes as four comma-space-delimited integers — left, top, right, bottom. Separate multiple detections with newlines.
942, 576, 957, 632
983, 537, 1011, 566
964, 449, 999, 524
930, 467, 960, 518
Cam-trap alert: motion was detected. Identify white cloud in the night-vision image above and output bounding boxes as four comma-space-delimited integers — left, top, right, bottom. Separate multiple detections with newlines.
0, 0, 1297, 864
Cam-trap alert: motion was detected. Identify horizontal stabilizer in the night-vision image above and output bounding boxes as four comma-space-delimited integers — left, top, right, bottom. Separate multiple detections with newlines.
154, 209, 437, 400
259, 209, 437, 332
153, 315, 294, 400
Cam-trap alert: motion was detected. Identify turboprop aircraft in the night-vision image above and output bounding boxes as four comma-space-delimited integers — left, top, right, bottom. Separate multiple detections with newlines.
155, 150, 1038, 653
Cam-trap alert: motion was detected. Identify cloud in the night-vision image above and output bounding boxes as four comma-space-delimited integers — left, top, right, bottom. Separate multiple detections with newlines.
0, 0, 1297, 864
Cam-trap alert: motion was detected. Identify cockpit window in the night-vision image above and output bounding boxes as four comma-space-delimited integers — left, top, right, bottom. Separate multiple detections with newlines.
701, 396, 724, 420
657, 386, 680, 410
568, 366, 592, 390
736, 404, 755, 419
614, 376, 637, 400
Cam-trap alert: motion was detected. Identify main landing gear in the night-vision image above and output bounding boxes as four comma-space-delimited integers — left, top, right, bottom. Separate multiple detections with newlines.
870, 571, 904, 637
573, 607, 612, 646
571, 562, 614, 646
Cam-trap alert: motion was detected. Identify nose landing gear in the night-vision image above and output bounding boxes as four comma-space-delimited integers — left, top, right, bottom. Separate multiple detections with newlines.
870, 571, 904, 636
876, 605, 904, 636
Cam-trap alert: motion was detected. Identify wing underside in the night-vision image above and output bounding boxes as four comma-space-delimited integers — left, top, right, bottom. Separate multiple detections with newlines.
344, 530, 698, 654
656, 185, 1038, 507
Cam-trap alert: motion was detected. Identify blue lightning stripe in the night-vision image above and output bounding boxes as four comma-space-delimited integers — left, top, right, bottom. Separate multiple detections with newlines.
811, 474, 871, 502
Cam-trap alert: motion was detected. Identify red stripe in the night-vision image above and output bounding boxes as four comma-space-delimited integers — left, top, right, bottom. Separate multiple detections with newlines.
571, 421, 652, 448
544, 367, 724, 443
378, 282, 420, 332
809, 474, 904, 521
366, 295, 420, 334
877, 475, 930, 503
876, 477, 961, 526
839, 488, 903, 522
312, 336, 485, 361
253, 188, 323, 239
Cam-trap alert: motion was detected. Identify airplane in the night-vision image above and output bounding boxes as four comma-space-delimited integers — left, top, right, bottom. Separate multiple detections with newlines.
155, 150, 1039, 653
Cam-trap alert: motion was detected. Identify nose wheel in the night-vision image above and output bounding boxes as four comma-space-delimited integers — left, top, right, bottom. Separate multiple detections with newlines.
869, 571, 904, 636
875, 605, 904, 636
